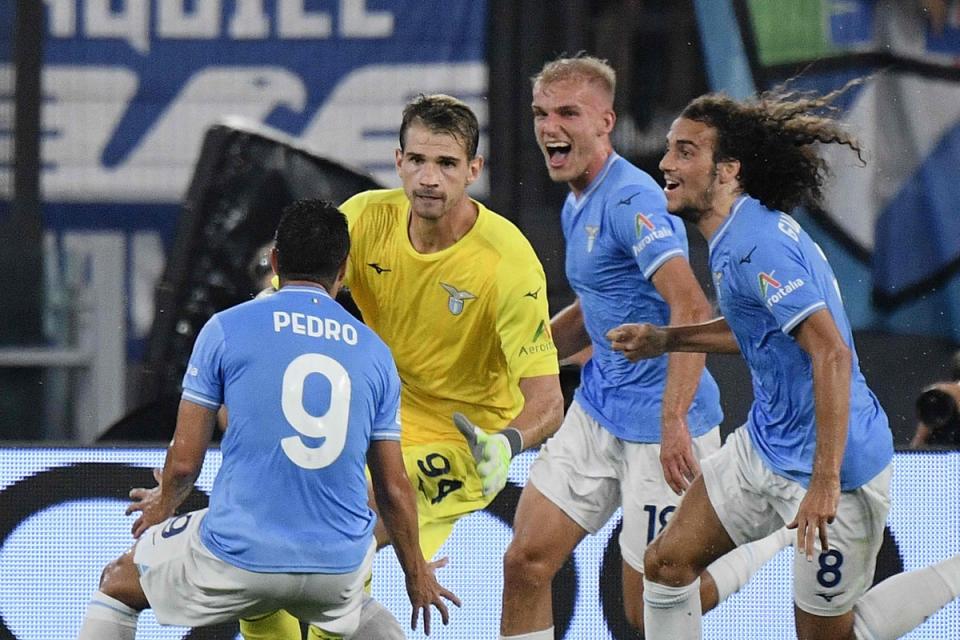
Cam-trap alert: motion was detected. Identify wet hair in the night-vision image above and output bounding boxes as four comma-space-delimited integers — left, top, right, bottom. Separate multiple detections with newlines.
399, 93, 480, 159
273, 199, 349, 289
531, 53, 616, 104
680, 79, 866, 213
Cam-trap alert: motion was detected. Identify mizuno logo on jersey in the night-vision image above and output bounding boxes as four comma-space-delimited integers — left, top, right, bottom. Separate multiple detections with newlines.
585, 225, 600, 253
524, 288, 541, 300
815, 591, 845, 603
367, 262, 392, 274
439, 282, 477, 315
739, 246, 757, 264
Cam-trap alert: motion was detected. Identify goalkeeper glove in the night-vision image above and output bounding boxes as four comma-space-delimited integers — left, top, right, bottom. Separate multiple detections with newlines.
452, 412, 523, 497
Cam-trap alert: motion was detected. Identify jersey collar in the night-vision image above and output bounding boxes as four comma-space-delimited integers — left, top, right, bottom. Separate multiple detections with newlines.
708, 194, 749, 254
276, 285, 332, 299
568, 152, 620, 212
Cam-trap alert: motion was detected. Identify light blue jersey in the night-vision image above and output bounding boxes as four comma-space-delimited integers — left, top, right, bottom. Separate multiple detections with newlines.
181, 285, 401, 573
564, 153, 722, 442
708, 196, 893, 490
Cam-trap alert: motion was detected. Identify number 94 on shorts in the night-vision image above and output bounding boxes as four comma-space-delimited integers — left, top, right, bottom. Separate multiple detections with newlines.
399, 442, 497, 557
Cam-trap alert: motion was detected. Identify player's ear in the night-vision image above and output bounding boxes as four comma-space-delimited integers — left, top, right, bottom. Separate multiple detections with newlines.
466, 154, 484, 186
717, 159, 741, 185
270, 247, 280, 275
330, 259, 348, 298
600, 108, 616, 136
394, 148, 403, 175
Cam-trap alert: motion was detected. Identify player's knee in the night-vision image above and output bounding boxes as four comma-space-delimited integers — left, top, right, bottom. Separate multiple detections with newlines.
98, 554, 132, 593
643, 537, 697, 587
97, 553, 146, 610
503, 539, 559, 589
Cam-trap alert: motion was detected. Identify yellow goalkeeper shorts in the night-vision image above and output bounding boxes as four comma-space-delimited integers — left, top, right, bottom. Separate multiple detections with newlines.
400, 441, 496, 560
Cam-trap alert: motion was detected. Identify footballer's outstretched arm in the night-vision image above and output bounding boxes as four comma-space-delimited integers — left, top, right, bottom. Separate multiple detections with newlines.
608, 317, 740, 361
650, 256, 716, 495
129, 399, 216, 538
368, 439, 460, 634
451, 373, 562, 498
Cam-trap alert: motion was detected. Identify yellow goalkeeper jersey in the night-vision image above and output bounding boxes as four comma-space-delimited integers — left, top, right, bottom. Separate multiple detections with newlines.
340, 188, 558, 448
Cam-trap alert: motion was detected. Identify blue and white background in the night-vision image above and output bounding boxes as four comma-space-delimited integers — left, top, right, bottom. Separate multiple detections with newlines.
696, 0, 960, 342
0, 448, 958, 639
0, 0, 488, 359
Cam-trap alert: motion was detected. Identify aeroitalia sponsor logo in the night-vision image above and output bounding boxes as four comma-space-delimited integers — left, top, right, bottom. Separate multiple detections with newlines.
635, 212, 656, 234
758, 272, 781, 297
519, 320, 554, 356
632, 225, 674, 256
532, 319, 551, 342
759, 271, 805, 307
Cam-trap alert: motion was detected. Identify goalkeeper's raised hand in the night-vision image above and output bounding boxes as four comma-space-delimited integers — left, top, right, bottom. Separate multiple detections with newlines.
452, 413, 523, 497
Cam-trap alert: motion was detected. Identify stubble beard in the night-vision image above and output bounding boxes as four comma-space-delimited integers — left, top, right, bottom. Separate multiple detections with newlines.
670, 169, 717, 223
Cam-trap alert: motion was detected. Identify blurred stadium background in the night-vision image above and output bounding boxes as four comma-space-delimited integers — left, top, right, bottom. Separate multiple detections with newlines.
1, 1, 960, 638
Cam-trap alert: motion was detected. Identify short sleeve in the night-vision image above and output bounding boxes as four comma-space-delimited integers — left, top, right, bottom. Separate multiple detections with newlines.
371, 349, 402, 442
339, 192, 366, 288
496, 260, 559, 379
181, 316, 226, 409
737, 232, 827, 334
338, 191, 366, 229
607, 186, 686, 280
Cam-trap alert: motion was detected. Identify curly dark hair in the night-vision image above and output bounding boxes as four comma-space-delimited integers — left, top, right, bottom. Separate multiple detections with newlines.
681, 79, 866, 213
274, 199, 349, 289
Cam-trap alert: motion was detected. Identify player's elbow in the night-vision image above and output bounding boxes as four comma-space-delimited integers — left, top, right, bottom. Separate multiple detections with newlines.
819, 341, 852, 374
670, 297, 714, 326
536, 391, 565, 444
165, 458, 200, 483
376, 476, 415, 515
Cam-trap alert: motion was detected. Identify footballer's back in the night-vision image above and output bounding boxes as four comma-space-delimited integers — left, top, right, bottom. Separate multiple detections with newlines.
185, 284, 401, 574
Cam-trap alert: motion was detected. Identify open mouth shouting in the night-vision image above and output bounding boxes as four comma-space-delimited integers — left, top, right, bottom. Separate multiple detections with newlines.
545, 141, 572, 168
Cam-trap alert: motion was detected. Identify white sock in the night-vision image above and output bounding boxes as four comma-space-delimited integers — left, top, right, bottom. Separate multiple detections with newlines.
707, 527, 792, 603
642, 576, 702, 640
854, 555, 960, 640
499, 627, 554, 639
347, 593, 404, 640
76, 591, 138, 640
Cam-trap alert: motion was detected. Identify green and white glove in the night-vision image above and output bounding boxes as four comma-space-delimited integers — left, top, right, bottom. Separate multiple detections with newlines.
452, 412, 523, 497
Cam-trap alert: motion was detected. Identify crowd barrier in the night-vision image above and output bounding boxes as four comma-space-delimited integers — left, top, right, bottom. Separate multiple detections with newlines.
1, 447, 957, 639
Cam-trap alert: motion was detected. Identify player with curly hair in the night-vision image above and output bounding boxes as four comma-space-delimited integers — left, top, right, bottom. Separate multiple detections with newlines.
609, 83, 960, 639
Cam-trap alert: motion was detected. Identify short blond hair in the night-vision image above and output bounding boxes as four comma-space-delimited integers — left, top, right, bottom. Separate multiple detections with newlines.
532, 54, 616, 103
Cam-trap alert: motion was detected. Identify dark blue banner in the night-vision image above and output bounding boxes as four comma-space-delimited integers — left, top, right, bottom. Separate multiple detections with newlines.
0, 1, 487, 358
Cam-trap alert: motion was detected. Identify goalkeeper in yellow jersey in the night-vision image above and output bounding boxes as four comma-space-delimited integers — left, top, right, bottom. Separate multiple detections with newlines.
241, 95, 564, 639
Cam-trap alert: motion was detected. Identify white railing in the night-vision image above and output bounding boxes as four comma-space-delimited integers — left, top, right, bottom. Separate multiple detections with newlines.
0, 232, 127, 443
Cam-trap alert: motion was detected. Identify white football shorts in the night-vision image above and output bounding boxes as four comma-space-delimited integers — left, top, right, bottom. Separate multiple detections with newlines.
702, 425, 892, 616
529, 399, 721, 571
134, 508, 374, 636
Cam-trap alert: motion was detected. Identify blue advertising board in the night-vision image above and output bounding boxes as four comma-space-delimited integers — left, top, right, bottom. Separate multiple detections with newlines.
0, 1, 488, 356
